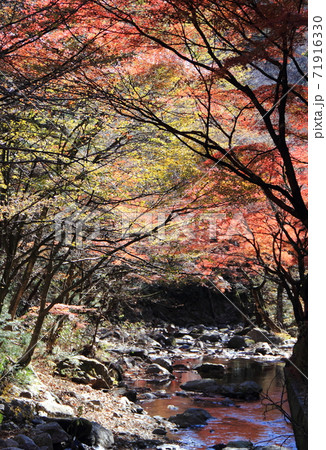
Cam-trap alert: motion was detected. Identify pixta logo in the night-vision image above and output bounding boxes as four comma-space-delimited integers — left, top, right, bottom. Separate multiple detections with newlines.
54, 204, 99, 247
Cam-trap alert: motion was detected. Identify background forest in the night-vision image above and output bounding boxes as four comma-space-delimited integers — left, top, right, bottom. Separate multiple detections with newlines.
0, 0, 307, 390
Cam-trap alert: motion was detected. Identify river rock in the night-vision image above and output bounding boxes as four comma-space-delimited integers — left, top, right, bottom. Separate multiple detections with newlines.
37, 396, 74, 417
222, 381, 262, 400
0, 439, 20, 448
50, 417, 114, 448
168, 407, 212, 428
128, 347, 149, 358
32, 432, 53, 450
150, 357, 173, 372
247, 328, 283, 345
146, 363, 171, 376
254, 342, 272, 355
149, 333, 174, 347
81, 420, 115, 449
195, 363, 225, 378
226, 335, 247, 349
12, 434, 39, 450
152, 428, 167, 435
175, 335, 195, 346
199, 332, 221, 343
254, 446, 291, 450
55, 355, 115, 389
174, 328, 192, 337
180, 378, 220, 394
1, 399, 36, 423
34, 421, 71, 445
137, 336, 162, 348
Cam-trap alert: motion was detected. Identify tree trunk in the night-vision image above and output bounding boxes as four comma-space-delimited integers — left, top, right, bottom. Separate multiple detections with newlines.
284, 320, 308, 450
276, 284, 284, 327
46, 315, 67, 354
17, 309, 47, 369
252, 287, 283, 333
9, 252, 38, 319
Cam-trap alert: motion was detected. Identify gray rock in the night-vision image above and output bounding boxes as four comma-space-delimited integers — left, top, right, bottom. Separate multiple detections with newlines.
226, 336, 247, 349
149, 333, 174, 347
180, 378, 221, 394
85, 421, 114, 448
35, 422, 70, 444
254, 342, 272, 355
151, 357, 173, 372
55, 355, 114, 389
2, 399, 36, 423
152, 428, 167, 435
146, 364, 171, 376
195, 363, 225, 378
174, 328, 192, 337
199, 333, 221, 343
137, 336, 162, 348
0, 439, 19, 448
168, 408, 212, 428
223, 381, 262, 400
254, 446, 290, 450
246, 328, 283, 344
45, 418, 114, 448
128, 348, 148, 358
175, 335, 195, 346
36, 398, 74, 417
31, 433, 53, 450
13, 435, 39, 450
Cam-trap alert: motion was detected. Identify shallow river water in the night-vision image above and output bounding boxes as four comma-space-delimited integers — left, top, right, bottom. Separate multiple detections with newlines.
137, 357, 296, 449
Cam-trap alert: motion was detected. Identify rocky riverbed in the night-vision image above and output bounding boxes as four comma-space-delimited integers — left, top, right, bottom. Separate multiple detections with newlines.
0, 323, 297, 449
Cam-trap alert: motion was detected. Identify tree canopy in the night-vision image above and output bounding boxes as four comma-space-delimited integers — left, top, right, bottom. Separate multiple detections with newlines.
0, 0, 307, 371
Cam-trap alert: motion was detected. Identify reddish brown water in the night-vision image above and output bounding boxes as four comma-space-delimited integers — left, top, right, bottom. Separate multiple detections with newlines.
137, 358, 296, 449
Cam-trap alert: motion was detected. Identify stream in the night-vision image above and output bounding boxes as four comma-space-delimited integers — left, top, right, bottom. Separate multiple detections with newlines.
134, 357, 296, 449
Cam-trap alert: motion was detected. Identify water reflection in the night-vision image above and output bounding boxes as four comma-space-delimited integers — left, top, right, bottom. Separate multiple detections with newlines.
138, 358, 296, 449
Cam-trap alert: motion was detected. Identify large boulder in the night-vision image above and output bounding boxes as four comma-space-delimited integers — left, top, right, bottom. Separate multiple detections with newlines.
75, 419, 114, 449
226, 336, 247, 349
1, 399, 36, 423
50, 417, 114, 449
34, 421, 71, 445
55, 355, 119, 389
37, 393, 74, 417
247, 328, 283, 345
168, 408, 212, 428
11, 434, 39, 450
180, 378, 221, 394
195, 363, 225, 378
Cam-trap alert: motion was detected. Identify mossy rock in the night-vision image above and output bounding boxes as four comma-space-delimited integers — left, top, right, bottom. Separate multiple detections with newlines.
55, 356, 116, 389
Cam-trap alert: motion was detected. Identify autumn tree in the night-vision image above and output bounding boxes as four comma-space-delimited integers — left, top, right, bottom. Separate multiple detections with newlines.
0, 0, 308, 380
74, 0, 307, 323
0, 0, 201, 373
